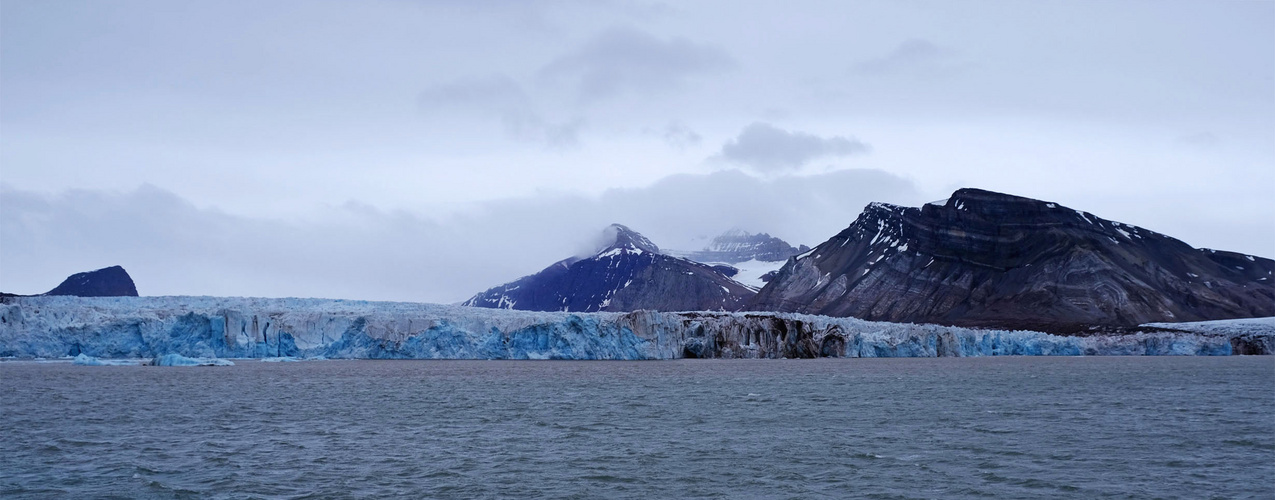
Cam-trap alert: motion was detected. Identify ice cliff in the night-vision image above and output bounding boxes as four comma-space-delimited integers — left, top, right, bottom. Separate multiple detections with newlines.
1, 296, 1270, 360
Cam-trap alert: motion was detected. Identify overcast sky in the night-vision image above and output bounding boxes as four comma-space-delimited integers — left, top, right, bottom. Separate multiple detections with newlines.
2, 0, 1272, 302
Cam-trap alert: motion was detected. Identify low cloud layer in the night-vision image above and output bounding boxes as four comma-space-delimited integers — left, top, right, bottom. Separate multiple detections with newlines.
720, 122, 870, 172
0, 170, 920, 303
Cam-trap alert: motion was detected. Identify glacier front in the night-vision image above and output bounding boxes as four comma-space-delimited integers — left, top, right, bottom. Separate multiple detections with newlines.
1, 296, 1270, 361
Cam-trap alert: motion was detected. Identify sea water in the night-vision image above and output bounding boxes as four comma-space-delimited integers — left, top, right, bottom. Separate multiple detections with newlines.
1, 357, 1271, 499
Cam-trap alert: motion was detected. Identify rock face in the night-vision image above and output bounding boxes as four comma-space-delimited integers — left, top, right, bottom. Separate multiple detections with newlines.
750, 188, 1275, 332
678, 229, 809, 264
42, 266, 139, 297
464, 224, 754, 312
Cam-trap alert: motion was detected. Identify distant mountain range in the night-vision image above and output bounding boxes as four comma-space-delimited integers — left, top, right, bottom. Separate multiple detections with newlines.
750, 188, 1274, 332
12, 189, 1272, 333
467, 188, 1273, 331
667, 229, 808, 289
671, 229, 810, 264
1, 265, 138, 298
463, 224, 754, 312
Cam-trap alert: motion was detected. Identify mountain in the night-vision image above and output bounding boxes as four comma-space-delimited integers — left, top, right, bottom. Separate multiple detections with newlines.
464, 224, 754, 312
668, 229, 809, 289
677, 229, 810, 264
1, 265, 139, 298
749, 188, 1274, 332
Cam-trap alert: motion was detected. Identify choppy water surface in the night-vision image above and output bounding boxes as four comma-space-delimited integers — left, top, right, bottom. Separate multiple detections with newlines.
2, 357, 1272, 499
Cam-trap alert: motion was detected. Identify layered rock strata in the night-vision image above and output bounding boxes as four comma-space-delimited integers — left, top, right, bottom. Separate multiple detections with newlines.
750, 189, 1274, 332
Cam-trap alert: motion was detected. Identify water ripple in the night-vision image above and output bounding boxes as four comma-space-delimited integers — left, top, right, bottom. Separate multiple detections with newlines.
1, 357, 1272, 499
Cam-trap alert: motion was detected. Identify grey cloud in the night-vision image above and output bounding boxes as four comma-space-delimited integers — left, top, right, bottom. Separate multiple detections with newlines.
418, 75, 530, 112
1, 170, 921, 302
540, 26, 736, 102
658, 121, 702, 150
719, 122, 870, 172
852, 39, 972, 78
1175, 132, 1220, 149
418, 75, 582, 148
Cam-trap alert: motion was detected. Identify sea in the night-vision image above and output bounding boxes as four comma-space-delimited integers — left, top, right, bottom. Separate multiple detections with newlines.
1, 357, 1272, 499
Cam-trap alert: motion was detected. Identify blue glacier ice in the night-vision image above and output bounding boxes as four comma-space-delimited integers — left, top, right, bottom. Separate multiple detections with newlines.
0, 296, 1269, 361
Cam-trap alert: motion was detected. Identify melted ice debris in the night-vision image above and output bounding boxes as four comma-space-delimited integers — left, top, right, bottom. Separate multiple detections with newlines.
72, 354, 143, 366
154, 353, 234, 367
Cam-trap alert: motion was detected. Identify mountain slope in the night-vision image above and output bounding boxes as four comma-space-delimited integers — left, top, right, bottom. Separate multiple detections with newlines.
464, 224, 754, 312
749, 188, 1274, 331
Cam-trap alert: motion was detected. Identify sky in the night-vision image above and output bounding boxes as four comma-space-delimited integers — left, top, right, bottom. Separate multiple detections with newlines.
1, 0, 1272, 302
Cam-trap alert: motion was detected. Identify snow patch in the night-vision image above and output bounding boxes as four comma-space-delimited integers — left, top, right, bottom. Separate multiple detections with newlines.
716, 259, 786, 289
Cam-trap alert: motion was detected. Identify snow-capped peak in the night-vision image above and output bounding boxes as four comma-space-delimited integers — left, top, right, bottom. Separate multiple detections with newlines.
595, 223, 660, 256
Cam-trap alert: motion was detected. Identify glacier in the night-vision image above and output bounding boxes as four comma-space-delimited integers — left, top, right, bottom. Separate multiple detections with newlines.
1, 296, 1270, 361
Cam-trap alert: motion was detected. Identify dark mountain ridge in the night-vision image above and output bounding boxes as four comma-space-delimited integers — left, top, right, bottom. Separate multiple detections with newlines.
749, 188, 1274, 332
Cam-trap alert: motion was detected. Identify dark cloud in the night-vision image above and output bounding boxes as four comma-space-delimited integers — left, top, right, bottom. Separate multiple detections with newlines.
0, 170, 921, 302
852, 39, 972, 78
719, 122, 870, 172
418, 75, 582, 148
539, 26, 736, 102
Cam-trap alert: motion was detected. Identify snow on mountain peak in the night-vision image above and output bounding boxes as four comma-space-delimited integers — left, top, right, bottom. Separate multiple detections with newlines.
598, 224, 660, 255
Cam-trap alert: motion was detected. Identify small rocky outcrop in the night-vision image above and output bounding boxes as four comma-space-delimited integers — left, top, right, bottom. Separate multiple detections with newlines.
1, 265, 139, 298
45, 266, 139, 297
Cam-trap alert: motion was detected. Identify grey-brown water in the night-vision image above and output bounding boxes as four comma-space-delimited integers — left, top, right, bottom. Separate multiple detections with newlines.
1, 357, 1272, 499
